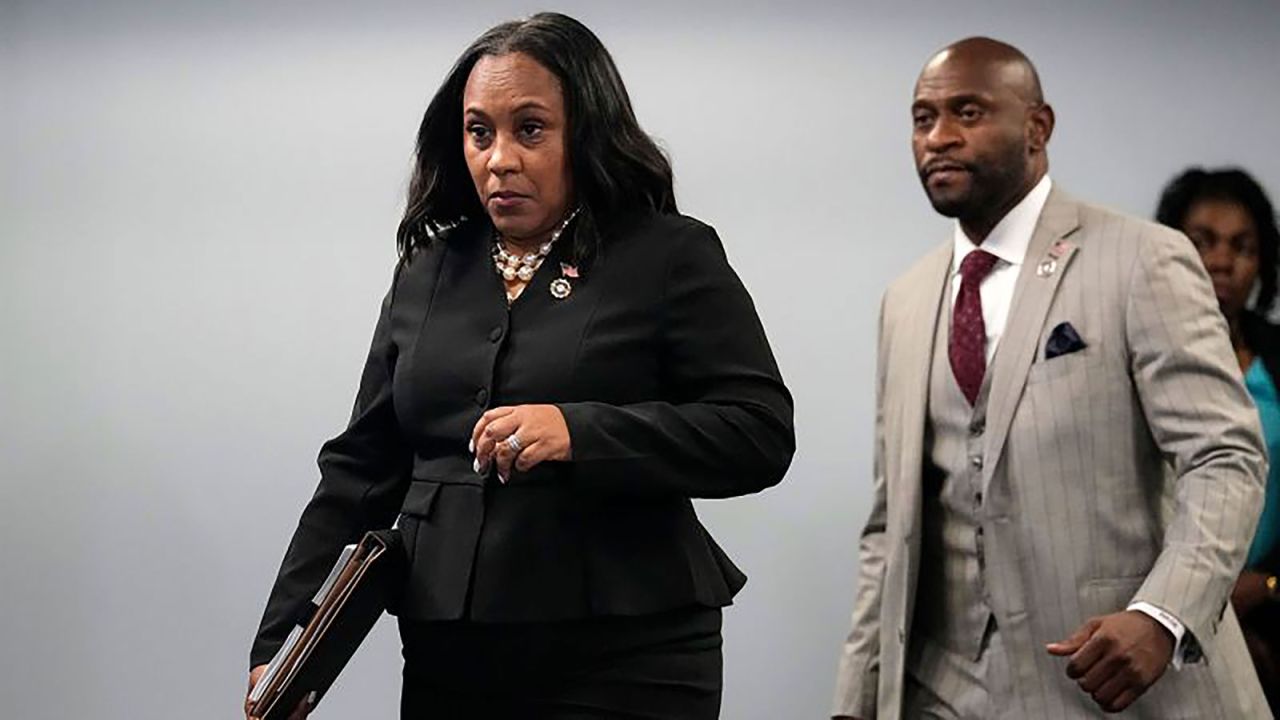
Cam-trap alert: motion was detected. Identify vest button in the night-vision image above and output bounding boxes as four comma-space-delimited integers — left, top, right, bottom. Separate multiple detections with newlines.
970, 455, 984, 470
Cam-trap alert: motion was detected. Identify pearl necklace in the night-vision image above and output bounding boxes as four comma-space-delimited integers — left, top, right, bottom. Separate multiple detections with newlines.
491, 207, 581, 283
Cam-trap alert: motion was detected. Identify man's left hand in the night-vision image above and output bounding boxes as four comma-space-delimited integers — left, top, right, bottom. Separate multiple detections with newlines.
1046, 610, 1173, 713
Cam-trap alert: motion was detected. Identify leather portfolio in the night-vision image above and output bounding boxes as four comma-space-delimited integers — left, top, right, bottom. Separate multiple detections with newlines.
248, 529, 402, 719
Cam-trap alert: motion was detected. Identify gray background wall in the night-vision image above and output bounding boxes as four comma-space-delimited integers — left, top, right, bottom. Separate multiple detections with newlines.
3, 1, 1279, 717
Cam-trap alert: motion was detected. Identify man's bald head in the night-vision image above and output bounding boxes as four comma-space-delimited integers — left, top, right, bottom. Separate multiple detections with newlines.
911, 37, 1055, 241
920, 37, 1044, 107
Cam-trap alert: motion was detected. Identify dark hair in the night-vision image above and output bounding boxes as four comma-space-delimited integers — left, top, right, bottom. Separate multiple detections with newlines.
396, 12, 676, 265
1156, 167, 1280, 315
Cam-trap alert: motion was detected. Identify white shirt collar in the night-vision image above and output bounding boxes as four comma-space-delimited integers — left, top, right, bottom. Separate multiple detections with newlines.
952, 175, 1053, 274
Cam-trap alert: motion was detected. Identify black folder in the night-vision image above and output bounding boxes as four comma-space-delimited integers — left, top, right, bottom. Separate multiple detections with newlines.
248, 530, 402, 720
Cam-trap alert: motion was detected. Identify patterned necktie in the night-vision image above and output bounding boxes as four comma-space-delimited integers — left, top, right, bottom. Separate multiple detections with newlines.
950, 249, 1000, 406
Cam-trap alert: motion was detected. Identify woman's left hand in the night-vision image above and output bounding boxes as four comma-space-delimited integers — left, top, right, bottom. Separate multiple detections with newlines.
471, 404, 572, 482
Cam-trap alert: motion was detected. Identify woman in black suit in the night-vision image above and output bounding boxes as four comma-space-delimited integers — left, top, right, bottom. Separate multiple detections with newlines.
245, 12, 794, 719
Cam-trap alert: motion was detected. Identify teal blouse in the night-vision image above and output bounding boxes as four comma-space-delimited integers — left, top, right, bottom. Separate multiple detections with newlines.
1245, 357, 1280, 568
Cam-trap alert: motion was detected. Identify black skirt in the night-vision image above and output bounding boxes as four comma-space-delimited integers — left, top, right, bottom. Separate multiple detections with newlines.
399, 606, 723, 719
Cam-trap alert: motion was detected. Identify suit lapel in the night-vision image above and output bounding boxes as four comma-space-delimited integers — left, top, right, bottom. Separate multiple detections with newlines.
983, 189, 1083, 484
894, 241, 952, 539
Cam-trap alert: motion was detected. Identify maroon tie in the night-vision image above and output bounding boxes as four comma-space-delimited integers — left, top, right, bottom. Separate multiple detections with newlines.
950, 250, 1000, 405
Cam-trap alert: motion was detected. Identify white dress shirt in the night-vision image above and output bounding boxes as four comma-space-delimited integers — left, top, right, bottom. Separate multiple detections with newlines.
949, 174, 1052, 364
952, 174, 1191, 668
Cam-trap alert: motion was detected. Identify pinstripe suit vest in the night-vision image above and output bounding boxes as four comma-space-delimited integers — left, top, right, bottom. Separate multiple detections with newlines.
913, 284, 996, 663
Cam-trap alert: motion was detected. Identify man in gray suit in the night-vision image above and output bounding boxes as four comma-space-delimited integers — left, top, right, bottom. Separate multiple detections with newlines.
832, 38, 1271, 719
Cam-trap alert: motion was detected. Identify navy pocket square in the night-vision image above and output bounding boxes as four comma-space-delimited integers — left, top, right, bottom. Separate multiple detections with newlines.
1045, 322, 1087, 360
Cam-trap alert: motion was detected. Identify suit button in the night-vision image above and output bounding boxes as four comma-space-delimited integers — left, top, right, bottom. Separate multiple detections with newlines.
475, 388, 489, 406
975, 492, 983, 505
970, 455, 984, 470
970, 420, 985, 435
489, 326, 504, 343
897, 627, 905, 644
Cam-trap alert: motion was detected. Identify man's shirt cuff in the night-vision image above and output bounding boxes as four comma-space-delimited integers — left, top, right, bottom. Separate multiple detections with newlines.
1127, 601, 1189, 669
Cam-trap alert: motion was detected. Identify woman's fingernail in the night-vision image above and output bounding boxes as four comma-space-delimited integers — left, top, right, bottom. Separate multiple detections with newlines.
498, 474, 508, 485
468, 438, 474, 453
473, 458, 481, 473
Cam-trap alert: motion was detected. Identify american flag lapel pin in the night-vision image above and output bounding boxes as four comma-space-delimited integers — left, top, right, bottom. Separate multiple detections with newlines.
1049, 239, 1074, 259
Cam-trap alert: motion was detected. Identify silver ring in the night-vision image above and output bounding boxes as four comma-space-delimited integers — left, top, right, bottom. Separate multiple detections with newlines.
504, 434, 523, 453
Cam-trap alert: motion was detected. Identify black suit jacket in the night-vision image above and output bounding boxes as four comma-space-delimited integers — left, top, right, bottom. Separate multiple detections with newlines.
251, 211, 795, 666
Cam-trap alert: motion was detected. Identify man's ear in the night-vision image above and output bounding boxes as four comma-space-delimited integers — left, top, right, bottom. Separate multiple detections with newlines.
1028, 102, 1055, 152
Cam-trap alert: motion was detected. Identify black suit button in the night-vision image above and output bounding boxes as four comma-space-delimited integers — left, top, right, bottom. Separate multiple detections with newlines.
489, 326, 504, 343
475, 388, 489, 406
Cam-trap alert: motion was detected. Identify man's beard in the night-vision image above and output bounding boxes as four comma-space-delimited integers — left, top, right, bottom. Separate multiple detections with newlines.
921, 143, 1027, 222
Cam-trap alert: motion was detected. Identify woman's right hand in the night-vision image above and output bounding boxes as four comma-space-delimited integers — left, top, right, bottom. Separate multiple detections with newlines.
245, 664, 313, 720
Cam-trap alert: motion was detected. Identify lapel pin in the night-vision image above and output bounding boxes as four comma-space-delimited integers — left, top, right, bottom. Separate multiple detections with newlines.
550, 278, 572, 299
1037, 240, 1075, 277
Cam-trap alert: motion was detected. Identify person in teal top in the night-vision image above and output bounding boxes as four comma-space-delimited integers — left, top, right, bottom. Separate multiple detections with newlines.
1158, 166, 1280, 707
1246, 358, 1280, 567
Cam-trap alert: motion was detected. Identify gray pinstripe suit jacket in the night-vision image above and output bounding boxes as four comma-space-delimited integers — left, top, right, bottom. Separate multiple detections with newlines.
833, 188, 1272, 719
